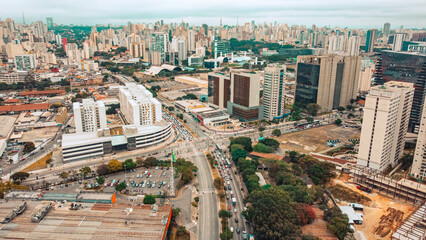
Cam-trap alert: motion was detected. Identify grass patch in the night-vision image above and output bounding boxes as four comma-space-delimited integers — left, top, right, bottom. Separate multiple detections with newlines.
21, 152, 53, 172
328, 184, 371, 204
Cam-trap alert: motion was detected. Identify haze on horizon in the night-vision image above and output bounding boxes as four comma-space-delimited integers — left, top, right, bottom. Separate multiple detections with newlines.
1, 0, 425, 28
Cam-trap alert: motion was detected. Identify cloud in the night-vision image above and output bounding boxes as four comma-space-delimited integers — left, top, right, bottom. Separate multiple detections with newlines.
1, 0, 425, 28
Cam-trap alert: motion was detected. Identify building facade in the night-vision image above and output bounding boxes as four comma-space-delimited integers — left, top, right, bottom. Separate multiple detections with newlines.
73, 99, 107, 134
374, 51, 426, 133
263, 65, 286, 120
365, 29, 376, 53
357, 81, 414, 171
15, 54, 36, 71
295, 55, 361, 113
118, 83, 162, 126
411, 103, 426, 180
227, 70, 262, 121
208, 72, 231, 109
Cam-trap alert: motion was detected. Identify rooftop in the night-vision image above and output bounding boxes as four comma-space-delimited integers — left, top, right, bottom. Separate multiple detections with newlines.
198, 110, 229, 119
19, 90, 65, 96
0, 103, 50, 113
0, 200, 171, 240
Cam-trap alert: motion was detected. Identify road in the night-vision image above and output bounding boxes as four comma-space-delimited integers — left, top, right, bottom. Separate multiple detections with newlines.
185, 141, 219, 240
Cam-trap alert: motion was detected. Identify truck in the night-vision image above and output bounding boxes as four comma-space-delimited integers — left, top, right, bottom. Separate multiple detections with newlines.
356, 184, 372, 193
232, 197, 237, 205
249, 234, 255, 240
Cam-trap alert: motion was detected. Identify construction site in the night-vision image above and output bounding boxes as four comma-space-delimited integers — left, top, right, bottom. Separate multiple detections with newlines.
0, 199, 171, 240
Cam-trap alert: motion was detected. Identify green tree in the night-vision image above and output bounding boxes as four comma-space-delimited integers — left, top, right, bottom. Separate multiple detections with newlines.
123, 158, 137, 170
115, 181, 127, 191
306, 104, 321, 116
220, 228, 233, 240
289, 151, 299, 163
230, 144, 244, 152
96, 164, 109, 176
59, 172, 69, 181
96, 176, 105, 185
306, 116, 314, 123
168, 106, 174, 111
253, 143, 273, 153
172, 208, 181, 218
107, 159, 123, 173
143, 194, 156, 204
214, 177, 224, 190
10, 172, 30, 183
80, 166, 91, 178
144, 157, 157, 168
258, 126, 266, 132
259, 138, 280, 150
230, 137, 253, 152
219, 209, 232, 218
334, 119, 342, 126
231, 148, 247, 162
337, 106, 345, 112
246, 187, 301, 240
272, 129, 282, 137
177, 226, 187, 236
23, 142, 35, 153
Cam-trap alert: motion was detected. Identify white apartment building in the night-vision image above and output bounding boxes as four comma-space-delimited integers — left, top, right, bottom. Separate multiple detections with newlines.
118, 83, 162, 126
73, 99, 107, 133
392, 33, 406, 52
14, 54, 37, 71
358, 66, 373, 92
347, 36, 361, 56
411, 103, 426, 179
357, 81, 414, 171
263, 65, 286, 120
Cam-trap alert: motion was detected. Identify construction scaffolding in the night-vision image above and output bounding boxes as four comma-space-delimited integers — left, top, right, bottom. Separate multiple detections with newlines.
392, 202, 426, 240
349, 165, 426, 205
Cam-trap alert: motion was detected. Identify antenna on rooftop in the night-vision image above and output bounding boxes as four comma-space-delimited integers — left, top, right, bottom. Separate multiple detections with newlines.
22, 11, 26, 25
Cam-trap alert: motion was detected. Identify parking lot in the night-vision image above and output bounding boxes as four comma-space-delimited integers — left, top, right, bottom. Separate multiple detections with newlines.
97, 166, 174, 196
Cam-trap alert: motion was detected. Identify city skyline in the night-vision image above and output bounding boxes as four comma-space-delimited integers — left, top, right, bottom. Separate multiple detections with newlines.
1, 0, 426, 28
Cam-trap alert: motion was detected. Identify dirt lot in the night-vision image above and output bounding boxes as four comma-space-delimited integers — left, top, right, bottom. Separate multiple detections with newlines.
332, 179, 416, 240
20, 126, 59, 146
301, 206, 338, 240
275, 124, 360, 154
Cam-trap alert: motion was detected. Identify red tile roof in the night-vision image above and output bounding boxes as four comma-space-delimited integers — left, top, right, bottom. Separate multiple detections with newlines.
310, 153, 349, 165
19, 90, 65, 96
5, 99, 20, 103
0, 103, 50, 112
250, 152, 284, 161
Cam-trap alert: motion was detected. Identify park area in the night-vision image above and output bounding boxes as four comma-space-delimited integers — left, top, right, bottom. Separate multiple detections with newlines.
275, 124, 360, 154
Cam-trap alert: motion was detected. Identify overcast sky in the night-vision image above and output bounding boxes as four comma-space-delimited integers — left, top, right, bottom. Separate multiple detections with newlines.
1, 0, 425, 28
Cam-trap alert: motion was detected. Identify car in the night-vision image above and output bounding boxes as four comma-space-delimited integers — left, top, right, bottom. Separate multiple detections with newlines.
163, 172, 166, 176
236, 228, 240, 234
235, 218, 238, 223
230, 227, 234, 233
226, 195, 229, 200
233, 208, 237, 213
228, 206, 231, 210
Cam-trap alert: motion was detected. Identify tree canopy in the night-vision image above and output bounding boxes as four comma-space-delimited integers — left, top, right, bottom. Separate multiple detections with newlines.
107, 159, 123, 172
143, 194, 156, 204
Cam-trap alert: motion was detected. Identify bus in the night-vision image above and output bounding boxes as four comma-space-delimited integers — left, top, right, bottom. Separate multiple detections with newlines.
216, 144, 221, 150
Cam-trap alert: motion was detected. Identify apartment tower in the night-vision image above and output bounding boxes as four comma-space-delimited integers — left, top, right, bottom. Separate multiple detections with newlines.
357, 81, 414, 171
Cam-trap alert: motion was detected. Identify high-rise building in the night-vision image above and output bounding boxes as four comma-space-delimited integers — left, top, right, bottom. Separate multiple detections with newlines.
383, 22, 391, 37
202, 24, 208, 36
130, 42, 143, 58
347, 36, 361, 56
392, 33, 406, 52
374, 51, 426, 133
357, 81, 414, 171
46, 17, 53, 30
365, 29, 376, 53
118, 83, 162, 126
295, 55, 361, 113
411, 103, 426, 180
188, 30, 195, 52
263, 64, 286, 120
177, 39, 187, 62
150, 32, 168, 63
62, 37, 67, 51
358, 66, 373, 92
14, 54, 36, 71
73, 99, 107, 134
226, 70, 262, 121
208, 72, 231, 108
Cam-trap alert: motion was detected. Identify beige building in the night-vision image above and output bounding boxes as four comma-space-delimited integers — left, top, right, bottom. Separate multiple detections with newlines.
357, 81, 414, 171
263, 64, 286, 120
295, 55, 361, 113
411, 103, 426, 179
358, 66, 373, 92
